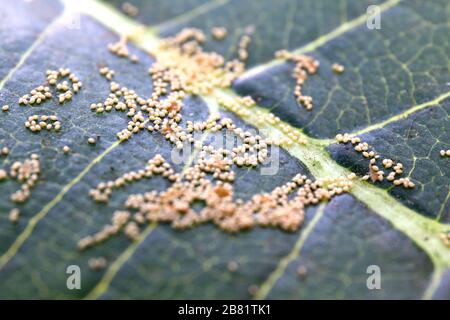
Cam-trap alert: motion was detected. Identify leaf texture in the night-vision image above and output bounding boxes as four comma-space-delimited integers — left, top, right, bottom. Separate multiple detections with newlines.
0, 0, 448, 299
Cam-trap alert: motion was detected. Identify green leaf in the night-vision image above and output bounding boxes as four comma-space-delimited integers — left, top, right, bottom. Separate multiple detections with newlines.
0, 0, 448, 299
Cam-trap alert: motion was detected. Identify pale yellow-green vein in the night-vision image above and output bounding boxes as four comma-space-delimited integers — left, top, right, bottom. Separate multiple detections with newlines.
60, 0, 161, 52
239, 0, 401, 80
153, 0, 230, 32
84, 136, 206, 299
254, 204, 326, 300
422, 267, 445, 300
0, 9, 64, 90
84, 223, 158, 300
0, 141, 121, 271
352, 90, 450, 136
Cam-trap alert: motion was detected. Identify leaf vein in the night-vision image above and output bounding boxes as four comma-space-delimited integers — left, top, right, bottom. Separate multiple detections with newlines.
0, 141, 121, 271
253, 204, 326, 300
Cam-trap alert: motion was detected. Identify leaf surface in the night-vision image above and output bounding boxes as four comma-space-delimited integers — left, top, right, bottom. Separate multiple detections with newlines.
0, 0, 448, 299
